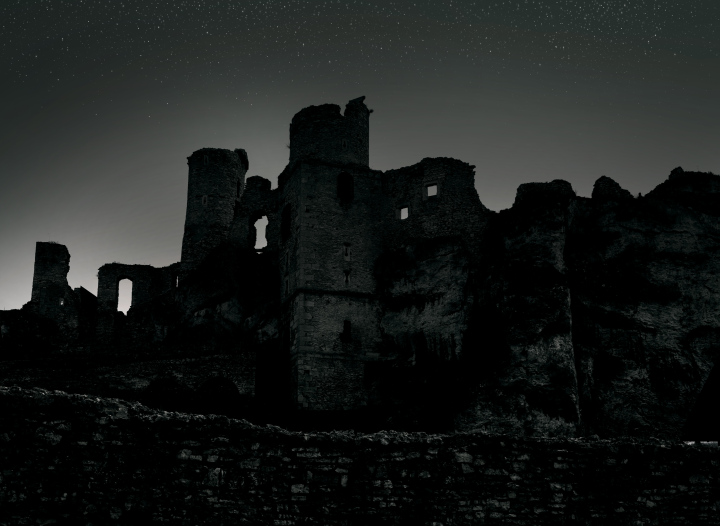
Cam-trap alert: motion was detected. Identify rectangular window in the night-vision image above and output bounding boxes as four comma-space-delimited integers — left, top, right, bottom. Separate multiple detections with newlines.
427, 184, 438, 197
400, 207, 409, 220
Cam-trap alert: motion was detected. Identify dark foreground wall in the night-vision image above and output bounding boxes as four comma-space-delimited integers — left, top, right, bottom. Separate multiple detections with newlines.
0, 387, 717, 525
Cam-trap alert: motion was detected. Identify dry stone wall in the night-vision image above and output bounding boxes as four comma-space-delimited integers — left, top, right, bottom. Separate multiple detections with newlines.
0, 386, 717, 525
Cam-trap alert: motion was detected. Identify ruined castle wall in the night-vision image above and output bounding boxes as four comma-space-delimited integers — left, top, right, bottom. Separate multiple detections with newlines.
382, 158, 488, 261
0, 386, 717, 525
96, 263, 173, 312
96, 263, 179, 343
180, 148, 249, 275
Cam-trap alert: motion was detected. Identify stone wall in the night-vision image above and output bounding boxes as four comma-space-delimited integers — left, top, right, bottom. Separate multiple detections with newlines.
0, 386, 717, 525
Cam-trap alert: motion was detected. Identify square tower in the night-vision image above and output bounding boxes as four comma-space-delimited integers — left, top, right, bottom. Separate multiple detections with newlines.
278, 97, 389, 411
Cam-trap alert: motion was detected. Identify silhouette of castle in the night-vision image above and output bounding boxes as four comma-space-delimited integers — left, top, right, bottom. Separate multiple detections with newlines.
25, 97, 488, 412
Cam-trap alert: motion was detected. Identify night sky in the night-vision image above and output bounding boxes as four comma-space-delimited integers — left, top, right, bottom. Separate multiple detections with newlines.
1, 1, 718, 312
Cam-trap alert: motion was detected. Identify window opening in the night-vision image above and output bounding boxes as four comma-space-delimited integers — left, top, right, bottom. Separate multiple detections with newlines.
254, 215, 268, 250
59, 298, 64, 306
342, 139, 348, 150
343, 243, 351, 261
203, 155, 209, 165
118, 279, 132, 314
337, 172, 354, 203
343, 270, 351, 284
427, 184, 438, 197
281, 204, 291, 241
202, 195, 208, 206
175, 276, 179, 288
399, 207, 409, 220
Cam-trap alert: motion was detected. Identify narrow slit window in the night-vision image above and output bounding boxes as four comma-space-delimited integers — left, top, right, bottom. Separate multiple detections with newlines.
203, 155, 209, 165
342, 139, 348, 150
59, 298, 64, 306
399, 207, 409, 220
343, 270, 351, 284
202, 195, 208, 206
427, 184, 438, 197
175, 276, 179, 288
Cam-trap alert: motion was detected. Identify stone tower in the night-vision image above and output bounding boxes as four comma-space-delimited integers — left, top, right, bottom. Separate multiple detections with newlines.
29, 242, 74, 318
180, 147, 249, 275
279, 96, 387, 411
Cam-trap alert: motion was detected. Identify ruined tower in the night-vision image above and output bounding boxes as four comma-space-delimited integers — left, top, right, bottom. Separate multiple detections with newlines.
278, 96, 388, 411
180, 148, 249, 275
29, 242, 74, 319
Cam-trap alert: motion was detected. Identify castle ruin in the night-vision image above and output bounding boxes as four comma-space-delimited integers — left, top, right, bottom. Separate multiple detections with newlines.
4, 96, 720, 441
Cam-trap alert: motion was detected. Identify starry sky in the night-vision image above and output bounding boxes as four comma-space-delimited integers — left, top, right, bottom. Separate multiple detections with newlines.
1, 0, 718, 312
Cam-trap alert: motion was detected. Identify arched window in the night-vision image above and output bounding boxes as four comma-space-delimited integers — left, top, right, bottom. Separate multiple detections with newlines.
118, 278, 133, 313
337, 172, 354, 203
281, 204, 292, 241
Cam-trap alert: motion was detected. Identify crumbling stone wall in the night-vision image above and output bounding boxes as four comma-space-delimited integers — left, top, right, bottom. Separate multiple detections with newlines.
96, 262, 179, 343
0, 386, 717, 525
382, 157, 489, 263
96, 263, 178, 312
